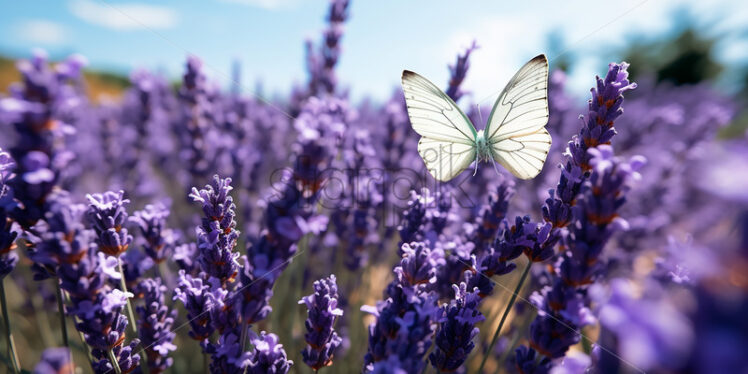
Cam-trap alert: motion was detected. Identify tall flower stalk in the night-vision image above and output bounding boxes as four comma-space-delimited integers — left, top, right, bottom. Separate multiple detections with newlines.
299, 275, 343, 371
86, 190, 138, 335
0, 148, 20, 372
362, 242, 440, 372
511, 62, 640, 372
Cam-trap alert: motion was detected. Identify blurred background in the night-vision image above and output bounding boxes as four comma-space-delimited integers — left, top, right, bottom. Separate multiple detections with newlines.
1, 1, 748, 373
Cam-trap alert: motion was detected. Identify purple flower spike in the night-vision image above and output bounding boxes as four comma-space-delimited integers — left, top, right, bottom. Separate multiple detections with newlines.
0, 51, 83, 229
130, 202, 175, 264
568, 62, 637, 170
209, 331, 251, 373
135, 278, 177, 373
471, 181, 515, 256
190, 175, 240, 285
363, 241, 440, 372
246, 332, 293, 374
397, 242, 440, 289
445, 40, 479, 102
0, 148, 18, 279
397, 190, 430, 247
173, 270, 218, 342
523, 222, 562, 263
299, 275, 343, 370
306, 0, 351, 95
33, 347, 74, 374
237, 256, 273, 325
429, 282, 485, 371
86, 190, 133, 257
91, 339, 141, 374
514, 346, 551, 374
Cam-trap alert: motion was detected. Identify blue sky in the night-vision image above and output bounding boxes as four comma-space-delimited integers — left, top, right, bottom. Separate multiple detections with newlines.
1, 0, 747, 104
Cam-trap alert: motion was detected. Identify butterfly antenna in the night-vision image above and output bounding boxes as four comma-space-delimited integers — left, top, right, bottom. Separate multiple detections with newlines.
473, 158, 479, 176
476, 103, 483, 127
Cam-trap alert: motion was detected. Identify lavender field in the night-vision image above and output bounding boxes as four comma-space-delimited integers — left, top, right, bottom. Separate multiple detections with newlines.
1, 1, 747, 373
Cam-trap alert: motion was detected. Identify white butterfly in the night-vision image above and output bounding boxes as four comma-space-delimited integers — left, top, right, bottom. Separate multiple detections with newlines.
402, 54, 551, 181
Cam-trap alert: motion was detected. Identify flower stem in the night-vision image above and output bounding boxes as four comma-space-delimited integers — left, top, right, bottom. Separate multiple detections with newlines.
0, 280, 21, 374
116, 257, 138, 334
239, 322, 249, 351
240, 323, 249, 374
55, 281, 76, 372
477, 260, 532, 373
55, 282, 70, 348
493, 305, 534, 374
108, 348, 122, 374
63, 289, 96, 364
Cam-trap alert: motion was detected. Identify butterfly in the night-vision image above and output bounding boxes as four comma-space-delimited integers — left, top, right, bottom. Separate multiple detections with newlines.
401, 54, 551, 181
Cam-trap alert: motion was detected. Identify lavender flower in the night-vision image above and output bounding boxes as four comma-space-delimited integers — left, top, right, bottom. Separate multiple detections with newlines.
362, 241, 440, 372
526, 148, 643, 361
178, 56, 220, 184
397, 190, 430, 246
306, 0, 351, 95
208, 330, 250, 373
86, 190, 133, 257
567, 62, 637, 170
515, 346, 551, 374
445, 41, 479, 102
33, 348, 74, 374
246, 332, 293, 374
29, 193, 88, 280
429, 282, 485, 371
130, 202, 175, 264
516, 62, 640, 370
470, 181, 515, 255
91, 340, 141, 374
0, 148, 18, 279
0, 51, 84, 229
174, 243, 198, 274
236, 256, 273, 325
593, 279, 692, 371
135, 278, 177, 373
190, 175, 240, 285
173, 270, 220, 341
299, 275, 343, 370
249, 97, 347, 281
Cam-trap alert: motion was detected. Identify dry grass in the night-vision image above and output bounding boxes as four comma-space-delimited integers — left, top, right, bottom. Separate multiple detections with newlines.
0, 55, 129, 102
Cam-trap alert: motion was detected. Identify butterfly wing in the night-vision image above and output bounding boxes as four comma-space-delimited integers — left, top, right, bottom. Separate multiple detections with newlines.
402, 70, 477, 181
417, 138, 476, 182
484, 55, 551, 180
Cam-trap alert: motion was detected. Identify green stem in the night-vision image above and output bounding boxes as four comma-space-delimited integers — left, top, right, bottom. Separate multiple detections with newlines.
239, 322, 249, 351
116, 258, 138, 334
63, 290, 96, 364
76, 325, 95, 364
0, 279, 21, 373
55, 282, 70, 348
26, 270, 55, 347
107, 348, 122, 374
240, 322, 249, 374
0, 279, 20, 374
477, 261, 532, 373
139, 343, 151, 374
494, 306, 534, 374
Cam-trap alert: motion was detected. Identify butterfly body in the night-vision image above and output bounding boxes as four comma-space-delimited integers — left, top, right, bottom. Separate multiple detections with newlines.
474, 130, 493, 162
402, 54, 551, 182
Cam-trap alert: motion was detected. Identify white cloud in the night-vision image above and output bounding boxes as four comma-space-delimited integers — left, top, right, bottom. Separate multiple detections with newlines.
69, 0, 178, 30
16, 20, 68, 45
443, 17, 545, 107
216, 0, 299, 10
